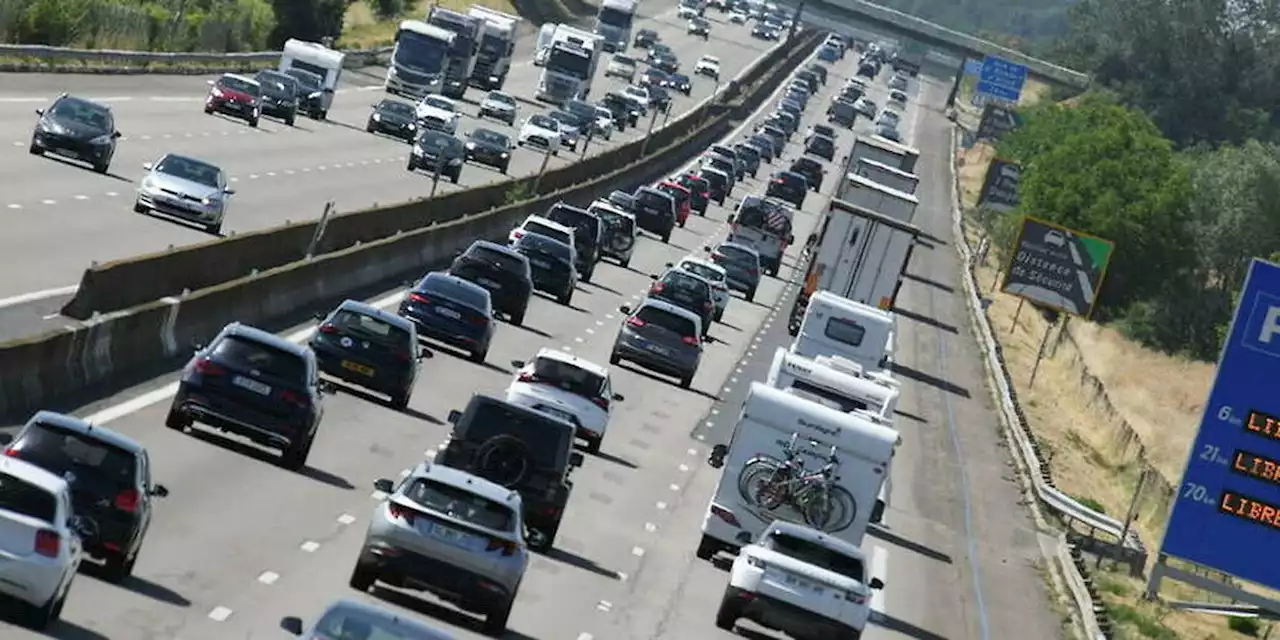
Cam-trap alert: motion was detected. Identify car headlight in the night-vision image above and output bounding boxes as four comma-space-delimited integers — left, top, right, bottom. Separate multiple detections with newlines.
465, 142, 476, 150
412, 147, 424, 156
407, 122, 416, 129
141, 177, 157, 192
89, 134, 113, 145
308, 91, 322, 100
372, 113, 382, 121
40, 122, 64, 135
449, 158, 461, 165
500, 152, 509, 158
211, 88, 224, 98
201, 196, 216, 206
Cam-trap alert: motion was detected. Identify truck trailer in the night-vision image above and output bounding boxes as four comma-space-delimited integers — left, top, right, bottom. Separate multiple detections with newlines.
467, 6, 522, 90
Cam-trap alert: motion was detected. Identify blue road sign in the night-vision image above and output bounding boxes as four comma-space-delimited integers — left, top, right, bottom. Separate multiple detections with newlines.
976, 56, 1027, 103
1160, 258, 1280, 590
963, 59, 983, 76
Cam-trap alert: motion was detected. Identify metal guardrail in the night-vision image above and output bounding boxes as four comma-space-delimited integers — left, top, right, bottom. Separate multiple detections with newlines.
0, 43, 393, 69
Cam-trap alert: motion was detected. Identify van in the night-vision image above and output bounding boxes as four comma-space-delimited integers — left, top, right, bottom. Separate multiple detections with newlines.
728, 195, 794, 276
698, 383, 897, 559
280, 39, 345, 120
791, 291, 894, 373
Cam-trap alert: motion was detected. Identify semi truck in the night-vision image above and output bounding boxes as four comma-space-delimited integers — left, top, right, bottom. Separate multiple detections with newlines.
594, 0, 638, 53
383, 20, 456, 99
853, 157, 919, 194
427, 6, 486, 99
467, 7, 522, 90
849, 134, 919, 173
537, 25, 604, 104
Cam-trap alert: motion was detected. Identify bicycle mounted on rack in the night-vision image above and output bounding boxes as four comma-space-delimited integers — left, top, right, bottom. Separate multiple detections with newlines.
737, 432, 856, 531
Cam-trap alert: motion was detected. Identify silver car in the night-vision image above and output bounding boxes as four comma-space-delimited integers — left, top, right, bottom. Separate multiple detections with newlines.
674, 257, 731, 321
478, 90, 518, 126
588, 199, 637, 268
133, 153, 234, 234
610, 298, 709, 389
280, 598, 456, 639
351, 462, 529, 635
548, 110, 582, 151
707, 241, 762, 301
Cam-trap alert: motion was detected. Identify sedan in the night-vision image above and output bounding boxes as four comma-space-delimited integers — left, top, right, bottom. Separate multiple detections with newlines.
398, 271, 496, 363
133, 153, 234, 234
465, 127, 514, 173
29, 94, 120, 174
666, 72, 692, 95
366, 99, 418, 141
478, 90, 518, 126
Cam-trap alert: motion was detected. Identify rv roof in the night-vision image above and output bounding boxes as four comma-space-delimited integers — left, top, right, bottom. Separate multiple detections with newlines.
744, 382, 898, 456
844, 173, 919, 204
283, 38, 345, 66
810, 290, 895, 321
868, 134, 920, 155
776, 349, 898, 407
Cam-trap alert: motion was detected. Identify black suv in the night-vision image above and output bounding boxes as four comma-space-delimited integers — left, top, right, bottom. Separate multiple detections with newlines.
1, 411, 169, 581
766, 170, 809, 208
634, 28, 658, 47
511, 232, 578, 305
632, 186, 677, 243
438, 395, 584, 551
790, 155, 826, 192
254, 69, 300, 126
544, 202, 603, 282
167, 323, 327, 470
448, 240, 534, 325
309, 299, 431, 409
30, 94, 120, 174
648, 268, 716, 336
407, 130, 465, 183
805, 133, 836, 161
600, 91, 638, 129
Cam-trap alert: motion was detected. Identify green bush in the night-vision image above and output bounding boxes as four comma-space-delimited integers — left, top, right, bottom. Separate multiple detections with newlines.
1228, 616, 1261, 636
367, 0, 404, 22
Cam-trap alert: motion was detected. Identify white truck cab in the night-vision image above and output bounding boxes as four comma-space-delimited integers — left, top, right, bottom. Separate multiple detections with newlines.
791, 291, 895, 374
718, 520, 884, 639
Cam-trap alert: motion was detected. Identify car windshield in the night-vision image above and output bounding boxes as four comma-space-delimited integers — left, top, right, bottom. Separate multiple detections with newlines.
680, 261, 725, 283
423, 96, 453, 111
812, 125, 834, 137
549, 112, 578, 128
781, 173, 806, 188
700, 55, 719, 65
256, 71, 297, 96
329, 309, 411, 347
661, 271, 709, 298
832, 102, 855, 116
769, 531, 865, 581
379, 100, 415, 116
471, 129, 508, 146
528, 356, 606, 400
487, 92, 515, 106
466, 401, 569, 469
634, 305, 697, 337
467, 245, 526, 273
788, 379, 870, 413
313, 603, 446, 639
49, 97, 112, 131
285, 69, 321, 92
590, 206, 632, 232
213, 336, 308, 381
719, 244, 757, 265
671, 73, 689, 84
218, 76, 260, 95
155, 155, 220, 188
530, 114, 557, 129
635, 190, 672, 212
624, 87, 646, 100
417, 131, 461, 153
0, 471, 56, 523
594, 107, 612, 120
420, 274, 489, 311
515, 233, 572, 261
525, 220, 571, 244
9, 422, 136, 490
795, 158, 821, 172
700, 170, 726, 187
404, 478, 515, 532
613, 55, 635, 65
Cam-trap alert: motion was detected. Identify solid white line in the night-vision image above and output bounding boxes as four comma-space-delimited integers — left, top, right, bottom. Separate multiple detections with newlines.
870, 544, 889, 612
0, 284, 78, 309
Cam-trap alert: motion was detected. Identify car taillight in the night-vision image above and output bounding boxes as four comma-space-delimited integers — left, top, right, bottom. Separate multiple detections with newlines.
592, 396, 609, 411
518, 372, 535, 382
774, 178, 786, 184
194, 358, 224, 375
470, 313, 487, 325
280, 390, 309, 409
487, 537, 517, 556
682, 336, 699, 346
115, 488, 140, 513
702, 191, 709, 198
748, 268, 759, 276
512, 230, 525, 239
409, 292, 430, 304
2, 447, 19, 458
395, 350, 412, 363
626, 317, 645, 328
318, 323, 339, 334
388, 502, 416, 525
650, 282, 665, 294
35, 529, 59, 558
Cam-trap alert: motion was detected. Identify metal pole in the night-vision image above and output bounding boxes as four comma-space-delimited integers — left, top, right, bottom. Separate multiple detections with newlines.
305, 201, 335, 258
639, 108, 660, 156
533, 146, 553, 192
579, 130, 592, 160
1102, 469, 1147, 571
430, 161, 443, 197
947, 58, 966, 108
1009, 298, 1023, 333
1027, 319, 1054, 387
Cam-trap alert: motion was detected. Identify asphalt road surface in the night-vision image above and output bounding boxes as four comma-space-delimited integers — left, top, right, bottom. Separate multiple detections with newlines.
0, 40, 1062, 640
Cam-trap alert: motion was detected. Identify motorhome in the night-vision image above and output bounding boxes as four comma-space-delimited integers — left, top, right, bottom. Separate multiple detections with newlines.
428, 6, 486, 98
534, 23, 557, 67
467, 6, 522, 90
853, 157, 919, 194
790, 290, 895, 374
383, 20, 456, 99
538, 25, 604, 104
849, 134, 919, 173
595, 0, 638, 52
698, 383, 897, 559
727, 194, 795, 277
280, 39, 345, 119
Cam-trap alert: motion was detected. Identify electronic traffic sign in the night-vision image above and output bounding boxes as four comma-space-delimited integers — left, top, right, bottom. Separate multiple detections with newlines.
1160, 258, 1280, 589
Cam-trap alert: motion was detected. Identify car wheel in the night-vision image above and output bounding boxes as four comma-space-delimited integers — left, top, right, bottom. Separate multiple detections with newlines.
500, 162, 508, 175
102, 547, 138, 582
286, 114, 296, 127
586, 437, 601, 454
678, 217, 686, 228
248, 117, 259, 128
620, 256, 631, 269
164, 406, 191, 431
483, 595, 516, 637
348, 559, 377, 592
696, 534, 718, 560
365, 121, 375, 133
558, 287, 573, 306
318, 110, 328, 120
28, 586, 65, 630
406, 159, 416, 172
582, 266, 594, 283
530, 522, 560, 552
205, 221, 222, 235
93, 160, 109, 174
510, 307, 526, 326
715, 591, 743, 631
390, 388, 411, 410
133, 200, 148, 214
679, 373, 694, 389
609, 350, 621, 365
280, 434, 312, 471
450, 168, 460, 184
470, 345, 489, 363
28, 141, 42, 155
746, 288, 756, 302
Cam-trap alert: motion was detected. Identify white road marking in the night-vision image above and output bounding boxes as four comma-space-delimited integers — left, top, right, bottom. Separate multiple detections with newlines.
73, 194, 87, 200
656, 501, 667, 510
105, 191, 118, 197
0, 97, 47, 103
585, 328, 595, 334
371, 490, 388, 500
687, 448, 697, 456
577, 634, 594, 640
596, 601, 613, 612
870, 544, 889, 613
207, 606, 233, 622
669, 484, 680, 491
257, 571, 279, 585
41, 199, 55, 205
299, 541, 321, 553
337, 513, 356, 525
398, 468, 411, 478
678, 464, 689, 472
7, 204, 20, 209
644, 522, 657, 532
574, 336, 584, 343
631, 546, 645, 557
12, 141, 23, 146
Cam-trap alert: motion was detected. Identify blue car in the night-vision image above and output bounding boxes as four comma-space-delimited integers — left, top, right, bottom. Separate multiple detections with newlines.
309, 300, 431, 409
398, 272, 496, 363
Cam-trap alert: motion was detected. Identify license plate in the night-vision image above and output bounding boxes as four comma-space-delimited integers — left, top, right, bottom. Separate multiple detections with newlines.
435, 306, 462, 320
431, 523, 466, 544
531, 259, 552, 269
341, 360, 375, 376
53, 148, 80, 158
232, 375, 271, 395
478, 278, 501, 290
784, 573, 823, 593
539, 406, 575, 422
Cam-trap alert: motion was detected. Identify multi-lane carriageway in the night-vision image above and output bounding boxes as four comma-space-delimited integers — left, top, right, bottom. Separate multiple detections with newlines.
0, 16, 1064, 640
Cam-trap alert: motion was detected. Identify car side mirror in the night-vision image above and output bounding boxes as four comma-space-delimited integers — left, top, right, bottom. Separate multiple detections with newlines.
787, 235, 795, 245
569, 452, 585, 468
708, 444, 728, 468
280, 616, 304, 635
447, 409, 462, 424
612, 393, 624, 402
373, 478, 395, 493
726, 214, 736, 224
870, 577, 885, 590
151, 484, 170, 498
142, 162, 154, 171
223, 187, 236, 195
664, 262, 673, 268
648, 273, 658, 280
35, 108, 44, 116
111, 131, 122, 139
618, 305, 632, 315
419, 347, 433, 360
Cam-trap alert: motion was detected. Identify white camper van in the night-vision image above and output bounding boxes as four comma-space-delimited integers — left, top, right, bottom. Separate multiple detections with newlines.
791, 291, 895, 373
280, 39, 345, 119
698, 383, 898, 560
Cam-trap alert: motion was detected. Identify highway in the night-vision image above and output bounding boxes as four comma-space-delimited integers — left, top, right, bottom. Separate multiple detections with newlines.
0, 0, 766, 339
0, 39, 1063, 640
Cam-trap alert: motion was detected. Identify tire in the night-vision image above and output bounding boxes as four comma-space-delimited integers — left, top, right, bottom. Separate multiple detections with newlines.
102, 547, 137, 582
165, 407, 191, 431
348, 559, 377, 592
619, 257, 630, 269
390, 389, 410, 410
500, 162, 508, 175
746, 288, 756, 302
366, 121, 376, 133
510, 307, 526, 326
28, 142, 41, 155
483, 595, 515, 637
280, 434, 312, 471
286, 114, 296, 127
475, 434, 533, 487
678, 217, 686, 228
661, 231, 671, 243
558, 287, 573, 306
205, 222, 222, 235
586, 437, 600, 454
204, 106, 214, 115
406, 159, 416, 172
529, 521, 560, 552
679, 373, 693, 389
248, 117, 259, 129
582, 266, 594, 283
609, 351, 621, 365
318, 110, 328, 120
714, 591, 742, 631
470, 344, 488, 363
94, 161, 109, 174
133, 201, 148, 214
696, 535, 718, 560
450, 167, 460, 184
28, 587, 65, 630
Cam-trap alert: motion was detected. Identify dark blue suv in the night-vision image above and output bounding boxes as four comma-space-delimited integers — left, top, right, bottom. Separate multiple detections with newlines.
398, 272, 497, 363
167, 323, 327, 471
309, 300, 431, 410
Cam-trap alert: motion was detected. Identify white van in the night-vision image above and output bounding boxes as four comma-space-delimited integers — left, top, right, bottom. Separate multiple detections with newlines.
791, 290, 894, 373
698, 383, 898, 560
280, 39, 345, 119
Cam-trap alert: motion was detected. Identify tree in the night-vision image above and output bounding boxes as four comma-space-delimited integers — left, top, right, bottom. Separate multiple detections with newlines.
268, 0, 345, 48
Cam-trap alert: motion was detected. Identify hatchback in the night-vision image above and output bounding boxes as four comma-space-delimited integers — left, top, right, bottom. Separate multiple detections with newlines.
280, 598, 455, 639
511, 232, 578, 305
29, 94, 120, 174
766, 170, 809, 208
673, 257, 731, 321
0, 457, 86, 629
543, 203, 603, 281
448, 240, 534, 325
709, 241, 762, 301
399, 272, 497, 363
133, 153, 234, 234
790, 155, 827, 192
699, 167, 731, 206
745, 135, 776, 163
610, 300, 708, 389
633, 186, 678, 242
505, 349, 623, 453
648, 268, 716, 336
204, 73, 261, 126
310, 300, 430, 409
732, 143, 762, 178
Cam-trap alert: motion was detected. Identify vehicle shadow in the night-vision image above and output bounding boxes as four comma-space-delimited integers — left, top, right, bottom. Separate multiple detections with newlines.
892, 306, 958, 334
716, 320, 742, 333
578, 443, 638, 469
135, 209, 224, 237
329, 383, 444, 424
35, 620, 112, 639
319, 118, 372, 135
509, 323, 552, 339
902, 272, 955, 294
544, 547, 621, 581
370, 586, 538, 640
180, 428, 354, 490
867, 525, 953, 564
869, 611, 950, 639
894, 409, 928, 424
583, 280, 622, 296
616, 363, 720, 401
210, 113, 276, 133
889, 363, 971, 399
79, 563, 192, 607
37, 154, 135, 183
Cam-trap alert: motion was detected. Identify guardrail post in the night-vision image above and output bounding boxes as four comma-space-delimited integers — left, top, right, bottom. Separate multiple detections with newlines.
305, 201, 335, 258
1101, 469, 1146, 571
639, 108, 660, 157
430, 162, 444, 198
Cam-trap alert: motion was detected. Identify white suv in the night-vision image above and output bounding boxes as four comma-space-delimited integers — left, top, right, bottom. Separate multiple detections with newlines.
0, 456, 87, 629
505, 348, 623, 453
716, 521, 884, 639
517, 114, 562, 155
415, 94, 461, 135
695, 55, 721, 80
508, 214, 576, 250
351, 462, 529, 636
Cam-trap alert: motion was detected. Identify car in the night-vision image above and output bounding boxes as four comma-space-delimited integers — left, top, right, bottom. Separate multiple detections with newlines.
673, 173, 711, 214
716, 521, 885, 638
511, 232, 578, 304
751, 24, 776, 39
790, 155, 827, 192
648, 84, 674, 114
666, 72, 693, 95
888, 74, 908, 90
1044, 230, 1067, 247
366, 98, 418, 141
648, 42, 674, 62
279, 598, 456, 640
688, 16, 711, 36
732, 143, 762, 177
877, 122, 902, 142
133, 153, 234, 234
877, 109, 901, 128
654, 180, 693, 227
592, 105, 617, 140
28, 94, 120, 174
611, 299, 707, 388
807, 123, 836, 142
167, 322, 326, 470
600, 91, 639, 129
678, 1, 699, 18
756, 125, 787, 152
253, 69, 299, 126
857, 60, 878, 78
506, 349, 623, 453
2, 412, 168, 582
510, 213, 575, 248
805, 133, 836, 161
415, 94, 462, 134
828, 99, 857, 128
284, 68, 327, 119
448, 240, 534, 326
565, 99, 612, 140
795, 70, 820, 94
606, 54, 638, 81
729, 10, 747, 22
708, 241, 762, 300
673, 257, 731, 321
745, 134, 776, 163
853, 97, 877, 118
477, 90, 518, 126
770, 110, 799, 135
546, 110, 584, 151
766, 170, 809, 208
889, 89, 908, 105
464, 127, 514, 174
352, 462, 528, 635
607, 189, 637, 214
786, 85, 811, 107
640, 67, 669, 89
544, 202, 604, 281
807, 63, 828, 84
699, 167, 731, 206
399, 271, 498, 361
587, 200, 637, 268
204, 73, 262, 127
710, 143, 746, 180
633, 27, 658, 47
407, 130, 465, 183
632, 186, 678, 242
648, 267, 716, 336
436, 394, 585, 551
310, 300, 429, 409
517, 114, 562, 155
695, 55, 721, 80
622, 85, 651, 117
701, 154, 738, 193
837, 84, 864, 104
0, 456, 86, 629
653, 54, 680, 75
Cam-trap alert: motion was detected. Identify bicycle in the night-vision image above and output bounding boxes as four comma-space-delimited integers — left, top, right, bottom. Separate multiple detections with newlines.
737, 434, 857, 531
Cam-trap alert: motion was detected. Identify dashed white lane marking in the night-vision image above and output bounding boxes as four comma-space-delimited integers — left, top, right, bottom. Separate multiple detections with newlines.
300, 540, 321, 553
678, 464, 689, 472
337, 513, 356, 525
585, 328, 595, 335
656, 501, 668, 510
207, 606, 233, 622
266, 171, 276, 176
644, 522, 657, 532
631, 546, 645, 557
41, 199, 55, 205
11, 141, 22, 146
669, 483, 680, 491
257, 571, 279, 585
73, 194, 87, 200
687, 448, 697, 456
105, 191, 118, 197
574, 336, 584, 343
249, 174, 260, 179
398, 468, 411, 478
596, 601, 613, 612
7, 204, 20, 209
577, 633, 594, 640
371, 490, 388, 500
722, 386, 731, 393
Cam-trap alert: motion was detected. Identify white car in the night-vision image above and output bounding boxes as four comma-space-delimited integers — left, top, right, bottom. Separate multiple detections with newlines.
729, 11, 747, 23
678, 4, 699, 18
674, 257, 730, 321
517, 114, 562, 155
587, 199, 637, 268
594, 106, 617, 141
505, 349, 624, 453
695, 55, 721, 80
717, 521, 884, 638
0, 456, 86, 629
606, 54, 638, 82
623, 85, 651, 112
876, 108, 901, 128
414, 94, 461, 135
508, 214, 576, 248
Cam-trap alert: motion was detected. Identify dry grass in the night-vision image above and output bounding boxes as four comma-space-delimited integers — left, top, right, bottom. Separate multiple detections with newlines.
338, 0, 520, 49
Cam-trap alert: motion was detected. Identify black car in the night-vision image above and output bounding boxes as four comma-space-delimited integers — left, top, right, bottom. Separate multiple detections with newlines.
751, 24, 775, 39
794, 70, 820, 94
674, 173, 711, 214
29, 94, 120, 173
807, 123, 836, 143
465, 127, 514, 174
600, 91, 638, 129
648, 269, 716, 336
407, 130, 465, 183
2, 411, 168, 581
733, 143, 762, 177
167, 322, 326, 470
365, 99, 417, 141
512, 232, 578, 304
640, 67, 669, 88
253, 70, 300, 126
828, 99, 857, 128
838, 85, 864, 104
648, 85, 673, 114
790, 155, 826, 192
858, 61, 878, 78
758, 124, 787, 151
699, 167, 730, 205
284, 68, 327, 119
648, 42, 674, 62
544, 202, 604, 281
667, 73, 692, 95
399, 272, 496, 362
653, 54, 680, 74
746, 135, 776, 163
438, 395, 584, 551
766, 170, 809, 208
806, 63, 828, 85
805, 133, 836, 161
633, 186, 677, 242
634, 28, 658, 47
448, 240, 534, 325
309, 299, 430, 409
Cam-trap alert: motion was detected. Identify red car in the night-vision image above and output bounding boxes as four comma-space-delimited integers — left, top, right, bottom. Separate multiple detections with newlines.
205, 73, 263, 128
655, 180, 693, 227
